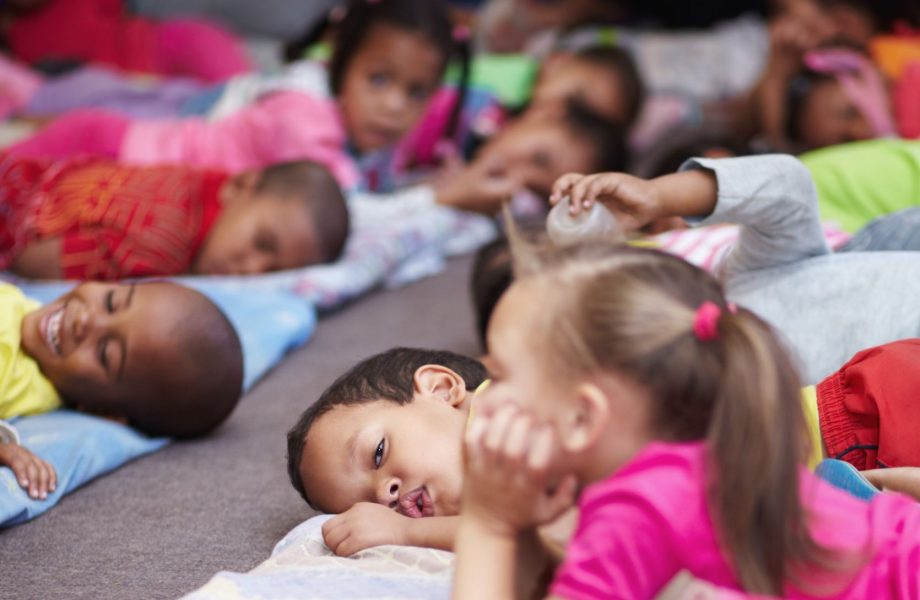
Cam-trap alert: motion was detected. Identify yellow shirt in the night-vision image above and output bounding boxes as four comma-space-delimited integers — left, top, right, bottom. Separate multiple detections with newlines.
0, 283, 62, 419
801, 385, 823, 469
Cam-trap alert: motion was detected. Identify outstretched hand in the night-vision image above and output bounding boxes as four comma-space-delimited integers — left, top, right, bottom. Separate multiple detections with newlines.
0, 442, 56, 500
550, 172, 664, 232
462, 403, 576, 539
434, 153, 521, 215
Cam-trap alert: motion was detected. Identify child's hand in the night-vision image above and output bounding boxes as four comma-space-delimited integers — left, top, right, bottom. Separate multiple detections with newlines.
0, 442, 56, 500
322, 502, 413, 556
550, 172, 664, 231
462, 404, 577, 539
433, 154, 521, 215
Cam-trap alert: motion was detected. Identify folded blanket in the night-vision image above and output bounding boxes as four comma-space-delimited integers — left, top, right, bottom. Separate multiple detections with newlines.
184, 515, 453, 600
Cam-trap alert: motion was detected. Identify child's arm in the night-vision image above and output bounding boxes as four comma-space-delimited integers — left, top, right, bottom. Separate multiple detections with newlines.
861, 468, 920, 502
11, 237, 61, 279
0, 440, 56, 500
321, 502, 459, 555
552, 155, 828, 275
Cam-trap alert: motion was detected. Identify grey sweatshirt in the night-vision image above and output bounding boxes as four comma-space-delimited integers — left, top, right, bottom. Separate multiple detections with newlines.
685, 155, 920, 384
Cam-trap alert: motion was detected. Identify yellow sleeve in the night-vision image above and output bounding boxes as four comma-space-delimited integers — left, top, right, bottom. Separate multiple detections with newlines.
800, 386, 823, 469
0, 283, 62, 419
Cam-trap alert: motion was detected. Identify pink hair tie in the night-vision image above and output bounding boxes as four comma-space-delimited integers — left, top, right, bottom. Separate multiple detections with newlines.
693, 301, 722, 342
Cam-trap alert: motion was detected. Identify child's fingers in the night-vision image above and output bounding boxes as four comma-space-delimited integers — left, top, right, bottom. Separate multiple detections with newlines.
525, 425, 555, 476
8, 456, 31, 489
550, 173, 584, 205
323, 521, 350, 554
482, 404, 518, 459
45, 459, 56, 493
501, 412, 533, 466
327, 531, 353, 556
25, 460, 41, 498
34, 459, 51, 499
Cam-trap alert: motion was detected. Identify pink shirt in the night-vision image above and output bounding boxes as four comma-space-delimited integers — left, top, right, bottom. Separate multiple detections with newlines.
551, 442, 920, 599
120, 91, 359, 189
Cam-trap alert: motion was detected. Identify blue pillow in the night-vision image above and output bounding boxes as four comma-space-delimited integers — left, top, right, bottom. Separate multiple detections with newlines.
2, 282, 316, 527
0, 410, 168, 527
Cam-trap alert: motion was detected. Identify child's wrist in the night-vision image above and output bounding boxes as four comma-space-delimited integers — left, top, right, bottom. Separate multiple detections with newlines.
461, 508, 525, 541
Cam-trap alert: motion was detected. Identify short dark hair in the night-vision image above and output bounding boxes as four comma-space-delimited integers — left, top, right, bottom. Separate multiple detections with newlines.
257, 161, 350, 263
470, 238, 513, 350
563, 98, 630, 174
129, 285, 244, 438
286, 347, 487, 506
328, 0, 454, 96
574, 46, 646, 126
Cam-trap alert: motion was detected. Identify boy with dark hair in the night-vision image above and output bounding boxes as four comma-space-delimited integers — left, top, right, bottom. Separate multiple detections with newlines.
3, 154, 349, 280
286, 347, 486, 555
0, 280, 244, 499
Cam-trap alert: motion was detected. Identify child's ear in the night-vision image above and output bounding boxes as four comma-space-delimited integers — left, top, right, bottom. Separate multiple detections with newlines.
558, 382, 608, 454
412, 365, 466, 408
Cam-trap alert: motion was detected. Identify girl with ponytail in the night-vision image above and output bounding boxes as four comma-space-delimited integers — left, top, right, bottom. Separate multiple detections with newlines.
453, 158, 920, 598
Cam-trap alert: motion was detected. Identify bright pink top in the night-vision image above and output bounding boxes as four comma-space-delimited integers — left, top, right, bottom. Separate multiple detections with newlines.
120, 91, 359, 189
551, 442, 920, 599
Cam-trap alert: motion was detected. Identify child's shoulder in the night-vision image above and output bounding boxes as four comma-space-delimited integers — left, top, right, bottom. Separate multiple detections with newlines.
579, 442, 707, 519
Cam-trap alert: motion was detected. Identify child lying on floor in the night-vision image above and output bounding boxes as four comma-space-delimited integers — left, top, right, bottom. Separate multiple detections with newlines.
0, 280, 244, 500
286, 341, 920, 559
554, 154, 920, 384
0, 155, 348, 280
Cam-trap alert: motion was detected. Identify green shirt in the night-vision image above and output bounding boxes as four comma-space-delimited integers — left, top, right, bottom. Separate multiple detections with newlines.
801, 139, 920, 233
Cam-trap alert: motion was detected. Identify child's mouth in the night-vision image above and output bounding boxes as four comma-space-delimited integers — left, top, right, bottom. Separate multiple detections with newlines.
40, 305, 65, 356
397, 486, 434, 518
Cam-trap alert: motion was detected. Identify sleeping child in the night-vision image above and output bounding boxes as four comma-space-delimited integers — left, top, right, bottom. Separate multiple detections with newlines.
286, 343, 920, 558
0, 280, 244, 500
0, 155, 349, 280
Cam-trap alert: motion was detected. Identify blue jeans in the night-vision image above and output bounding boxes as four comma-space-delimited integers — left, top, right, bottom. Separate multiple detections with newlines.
839, 207, 920, 253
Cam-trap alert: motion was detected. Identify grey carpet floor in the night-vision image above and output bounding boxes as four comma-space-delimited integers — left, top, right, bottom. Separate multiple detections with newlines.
0, 255, 479, 600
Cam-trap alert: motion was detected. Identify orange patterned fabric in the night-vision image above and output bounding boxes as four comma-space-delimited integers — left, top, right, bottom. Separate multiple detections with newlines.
0, 154, 225, 280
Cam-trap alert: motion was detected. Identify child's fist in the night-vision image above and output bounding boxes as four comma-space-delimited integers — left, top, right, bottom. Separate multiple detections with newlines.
550, 172, 663, 231
0, 442, 56, 500
462, 404, 576, 538
322, 502, 413, 556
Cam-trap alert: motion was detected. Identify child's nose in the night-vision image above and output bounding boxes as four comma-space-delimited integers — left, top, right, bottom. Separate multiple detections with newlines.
235, 254, 271, 276
378, 477, 401, 509
383, 88, 407, 114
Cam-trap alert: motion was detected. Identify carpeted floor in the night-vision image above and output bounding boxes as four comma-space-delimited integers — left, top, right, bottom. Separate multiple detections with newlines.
0, 256, 479, 599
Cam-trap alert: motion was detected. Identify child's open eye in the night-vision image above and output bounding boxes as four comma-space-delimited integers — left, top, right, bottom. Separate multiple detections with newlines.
373, 439, 385, 469
369, 72, 389, 88
105, 290, 115, 313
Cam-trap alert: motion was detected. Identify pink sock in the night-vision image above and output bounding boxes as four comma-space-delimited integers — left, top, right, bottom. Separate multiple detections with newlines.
8, 109, 130, 159
154, 19, 253, 83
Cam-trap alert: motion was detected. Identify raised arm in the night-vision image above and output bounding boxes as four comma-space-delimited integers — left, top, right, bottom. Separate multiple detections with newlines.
683, 154, 829, 276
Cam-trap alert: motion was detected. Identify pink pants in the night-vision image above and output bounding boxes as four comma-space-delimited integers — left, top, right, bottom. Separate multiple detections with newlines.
8, 110, 130, 159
